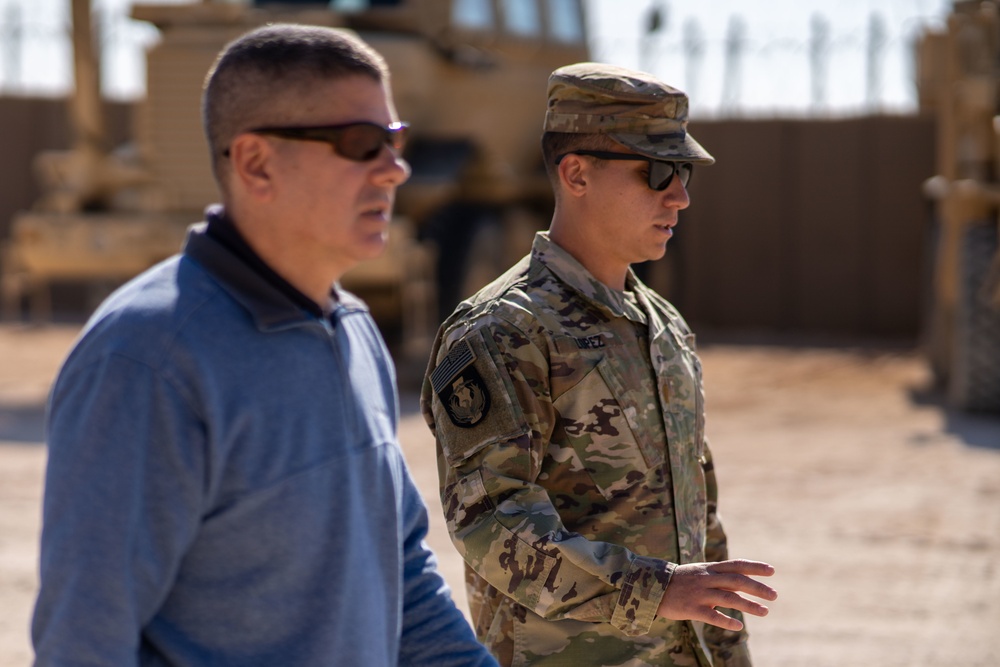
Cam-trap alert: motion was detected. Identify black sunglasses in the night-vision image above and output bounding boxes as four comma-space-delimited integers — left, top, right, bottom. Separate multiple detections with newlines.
226, 121, 409, 162
556, 150, 694, 191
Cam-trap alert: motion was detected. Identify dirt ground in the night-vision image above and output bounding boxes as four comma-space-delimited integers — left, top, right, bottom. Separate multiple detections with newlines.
1, 323, 998, 667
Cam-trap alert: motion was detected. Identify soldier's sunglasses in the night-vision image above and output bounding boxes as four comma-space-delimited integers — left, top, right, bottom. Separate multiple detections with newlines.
556, 150, 694, 191
230, 121, 409, 162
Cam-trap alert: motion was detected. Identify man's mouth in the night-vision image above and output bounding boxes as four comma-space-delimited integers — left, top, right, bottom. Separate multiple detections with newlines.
361, 202, 391, 220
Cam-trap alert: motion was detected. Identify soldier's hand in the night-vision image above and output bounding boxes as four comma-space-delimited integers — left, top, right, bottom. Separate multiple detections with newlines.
656, 559, 777, 631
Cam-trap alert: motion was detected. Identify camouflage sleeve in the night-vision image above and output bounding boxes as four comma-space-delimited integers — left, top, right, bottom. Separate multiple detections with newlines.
702, 439, 727, 563
422, 319, 672, 637
701, 439, 751, 663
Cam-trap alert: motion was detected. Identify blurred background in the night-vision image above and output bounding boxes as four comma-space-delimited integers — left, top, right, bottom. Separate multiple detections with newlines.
0, 0, 953, 109
0, 0, 981, 380
3, 0, 996, 405
0, 1, 998, 665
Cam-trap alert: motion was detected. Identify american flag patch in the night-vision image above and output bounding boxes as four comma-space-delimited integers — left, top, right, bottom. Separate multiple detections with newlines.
431, 338, 477, 395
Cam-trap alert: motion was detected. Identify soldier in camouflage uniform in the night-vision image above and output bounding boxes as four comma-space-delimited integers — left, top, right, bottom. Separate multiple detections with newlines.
421, 63, 777, 667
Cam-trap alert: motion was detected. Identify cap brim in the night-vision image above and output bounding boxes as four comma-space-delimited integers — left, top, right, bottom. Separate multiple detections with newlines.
609, 132, 715, 165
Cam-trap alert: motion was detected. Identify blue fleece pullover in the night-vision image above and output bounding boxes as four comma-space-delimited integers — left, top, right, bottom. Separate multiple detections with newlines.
32, 216, 495, 667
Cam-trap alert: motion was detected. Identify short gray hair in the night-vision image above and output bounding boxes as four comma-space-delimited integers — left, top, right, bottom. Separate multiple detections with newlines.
202, 23, 389, 185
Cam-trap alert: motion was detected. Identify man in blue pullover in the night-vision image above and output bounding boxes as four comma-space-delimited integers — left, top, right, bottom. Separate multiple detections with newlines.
31, 23, 495, 667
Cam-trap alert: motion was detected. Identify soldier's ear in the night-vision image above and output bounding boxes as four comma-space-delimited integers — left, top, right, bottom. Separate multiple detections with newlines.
558, 154, 589, 197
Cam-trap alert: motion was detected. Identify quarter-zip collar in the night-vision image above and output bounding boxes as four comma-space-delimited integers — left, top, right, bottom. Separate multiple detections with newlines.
185, 205, 365, 331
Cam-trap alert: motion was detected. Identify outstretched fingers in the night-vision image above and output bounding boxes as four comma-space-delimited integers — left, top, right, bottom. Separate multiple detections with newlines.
707, 560, 779, 609
702, 607, 746, 632
657, 559, 778, 630
705, 585, 772, 622
708, 559, 776, 578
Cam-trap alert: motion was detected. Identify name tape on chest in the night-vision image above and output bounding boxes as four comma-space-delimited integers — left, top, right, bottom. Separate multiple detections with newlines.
575, 334, 607, 349
431, 338, 491, 428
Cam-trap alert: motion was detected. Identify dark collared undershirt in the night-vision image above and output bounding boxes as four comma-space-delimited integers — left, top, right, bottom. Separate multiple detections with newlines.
204, 206, 331, 319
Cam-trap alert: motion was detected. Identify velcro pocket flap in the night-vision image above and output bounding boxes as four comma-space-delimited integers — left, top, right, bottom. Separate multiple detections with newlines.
430, 330, 529, 467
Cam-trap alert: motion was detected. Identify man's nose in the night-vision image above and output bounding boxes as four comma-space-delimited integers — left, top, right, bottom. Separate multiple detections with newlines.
373, 147, 410, 187
664, 175, 691, 209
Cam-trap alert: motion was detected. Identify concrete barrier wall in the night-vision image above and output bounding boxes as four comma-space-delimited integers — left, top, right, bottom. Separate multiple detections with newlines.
651, 115, 936, 338
0, 98, 935, 336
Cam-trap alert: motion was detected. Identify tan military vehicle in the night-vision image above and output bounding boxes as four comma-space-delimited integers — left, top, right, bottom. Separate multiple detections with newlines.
919, 0, 1000, 411
2, 0, 589, 359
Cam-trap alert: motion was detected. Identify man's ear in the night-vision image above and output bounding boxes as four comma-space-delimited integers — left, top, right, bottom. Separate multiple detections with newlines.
228, 134, 276, 202
558, 154, 589, 198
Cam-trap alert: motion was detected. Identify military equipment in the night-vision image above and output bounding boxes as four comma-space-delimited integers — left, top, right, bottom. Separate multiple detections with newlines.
1, 0, 589, 361
918, 0, 1000, 411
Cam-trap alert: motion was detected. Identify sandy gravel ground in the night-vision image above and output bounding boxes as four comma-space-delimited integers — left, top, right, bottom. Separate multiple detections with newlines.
1, 324, 998, 667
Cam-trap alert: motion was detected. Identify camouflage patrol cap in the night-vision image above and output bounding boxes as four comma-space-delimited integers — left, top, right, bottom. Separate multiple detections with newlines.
545, 62, 714, 165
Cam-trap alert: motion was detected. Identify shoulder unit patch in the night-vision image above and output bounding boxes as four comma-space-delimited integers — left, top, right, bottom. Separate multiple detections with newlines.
431, 338, 491, 428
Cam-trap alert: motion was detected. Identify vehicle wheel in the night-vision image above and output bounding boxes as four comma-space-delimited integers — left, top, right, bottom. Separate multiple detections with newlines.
948, 223, 1000, 412
423, 203, 541, 321
422, 203, 501, 320
459, 216, 505, 297
922, 216, 952, 387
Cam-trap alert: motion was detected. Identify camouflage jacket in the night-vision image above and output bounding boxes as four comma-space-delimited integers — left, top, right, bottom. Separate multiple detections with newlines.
421, 232, 751, 667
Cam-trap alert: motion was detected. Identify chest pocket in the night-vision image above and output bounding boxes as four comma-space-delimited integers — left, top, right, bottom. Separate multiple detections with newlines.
658, 331, 706, 461
551, 342, 665, 500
